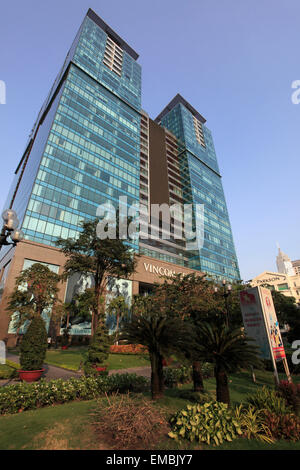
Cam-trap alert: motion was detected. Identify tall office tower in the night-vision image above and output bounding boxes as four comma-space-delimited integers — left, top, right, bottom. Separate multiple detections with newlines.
155, 94, 240, 281
138, 111, 188, 267
0, 10, 241, 342
3, 9, 141, 256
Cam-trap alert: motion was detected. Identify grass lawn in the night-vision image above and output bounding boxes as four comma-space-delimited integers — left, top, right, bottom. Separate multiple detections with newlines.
204, 369, 300, 406
1, 368, 300, 450
8, 347, 150, 371
0, 360, 20, 380
0, 400, 98, 450
44, 348, 150, 371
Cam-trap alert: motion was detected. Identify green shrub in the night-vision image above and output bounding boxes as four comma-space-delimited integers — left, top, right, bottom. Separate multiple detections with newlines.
106, 373, 149, 393
234, 404, 275, 443
262, 411, 300, 442
168, 401, 243, 446
19, 317, 47, 371
277, 381, 300, 416
83, 321, 110, 376
201, 362, 214, 379
163, 366, 192, 388
0, 373, 150, 415
61, 327, 70, 347
176, 389, 215, 404
245, 386, 290, 415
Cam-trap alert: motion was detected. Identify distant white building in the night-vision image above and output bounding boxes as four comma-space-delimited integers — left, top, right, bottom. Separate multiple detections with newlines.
251, 247, 300, 305
251, 271, 300, 304
276, 247, 296, 276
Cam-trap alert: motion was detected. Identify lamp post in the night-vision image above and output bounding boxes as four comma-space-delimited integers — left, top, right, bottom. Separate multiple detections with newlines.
214, 279, 232, 328
0, 209, 24, 250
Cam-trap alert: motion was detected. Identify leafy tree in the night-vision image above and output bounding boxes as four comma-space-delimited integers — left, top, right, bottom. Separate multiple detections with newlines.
214, 281, 249, 330
196, 322, 263, 405
56, 218, 137, 334
19, 316, 48, 371
7, 263, 63, 332
120, 294, 193, 399
106, 295, 130, 344
154, 273, 223, 392
271, 290, 300, 340
61, 326, 71, 347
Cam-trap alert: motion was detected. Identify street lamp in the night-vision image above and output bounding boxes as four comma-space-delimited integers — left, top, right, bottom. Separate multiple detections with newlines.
214, 279, 232, 328
0, 209, 24, 250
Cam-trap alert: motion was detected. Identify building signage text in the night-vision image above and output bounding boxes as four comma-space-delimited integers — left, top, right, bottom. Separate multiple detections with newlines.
143, 263, 181, 277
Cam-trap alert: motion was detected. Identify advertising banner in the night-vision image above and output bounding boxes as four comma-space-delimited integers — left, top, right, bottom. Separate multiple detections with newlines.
239, 287, 271, 360
8, 259, 59, 334
240, 286, 286, 362
62, 272, 94, 336
62, 274, 132, 335
259, 287, 286, 361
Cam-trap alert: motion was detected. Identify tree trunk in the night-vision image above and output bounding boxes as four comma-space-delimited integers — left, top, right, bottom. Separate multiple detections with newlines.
192, 360, 204, 392
215, 366, 230, 405
93, 271, 105, 335
48, 316, 59, 348
115, 313, 120, 345
150, 352, 164, 399
92, 291, 101, 336
91, 309, 97, 337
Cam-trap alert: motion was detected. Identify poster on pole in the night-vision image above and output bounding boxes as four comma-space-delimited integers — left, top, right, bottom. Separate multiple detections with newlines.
240, 286, 286, 362
239, 287, 271, 360
258, 287, 286, 362
7, 259, 59, 335
61, 274, 132, 335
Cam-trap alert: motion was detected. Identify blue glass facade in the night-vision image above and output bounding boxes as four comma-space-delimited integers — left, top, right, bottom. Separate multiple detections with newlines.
2, 10, 239, 282
73, 16, 141, 111
9, 11, 141, 254
158, 100, 240, 281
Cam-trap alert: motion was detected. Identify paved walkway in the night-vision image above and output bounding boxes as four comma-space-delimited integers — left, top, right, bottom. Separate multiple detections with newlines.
0, 353, 151, 387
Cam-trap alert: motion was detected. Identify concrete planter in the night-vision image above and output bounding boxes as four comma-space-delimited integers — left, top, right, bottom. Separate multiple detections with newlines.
18, 369, 45, 382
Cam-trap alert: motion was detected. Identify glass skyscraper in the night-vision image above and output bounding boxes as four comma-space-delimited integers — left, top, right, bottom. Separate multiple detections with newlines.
0, 9, 242, 343
4, 10, 141, 255
0, 9, 240, 302
156, 95, 240, 281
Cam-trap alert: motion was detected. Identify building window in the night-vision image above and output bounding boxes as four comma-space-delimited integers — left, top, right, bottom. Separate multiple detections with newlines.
278, 283, 289, 291
103, 36, 123, 77
193, 116, 206, 148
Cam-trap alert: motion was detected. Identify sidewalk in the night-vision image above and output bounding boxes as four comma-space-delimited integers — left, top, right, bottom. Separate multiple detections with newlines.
0, 353, 151, 387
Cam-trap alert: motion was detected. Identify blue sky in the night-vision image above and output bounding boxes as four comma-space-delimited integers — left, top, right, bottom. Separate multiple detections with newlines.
0, 0, 299, 281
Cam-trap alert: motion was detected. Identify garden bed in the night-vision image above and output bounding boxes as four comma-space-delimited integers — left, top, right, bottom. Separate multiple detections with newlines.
1, 373, 300, 450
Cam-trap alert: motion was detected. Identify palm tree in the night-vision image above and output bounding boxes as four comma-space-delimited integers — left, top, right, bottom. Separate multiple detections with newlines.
196, 323, 263, 405
120, 295, 192, 400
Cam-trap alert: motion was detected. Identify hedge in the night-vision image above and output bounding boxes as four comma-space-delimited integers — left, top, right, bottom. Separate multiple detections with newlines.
109, 344, 148, 355
0, 373, 150, 415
